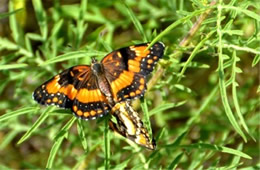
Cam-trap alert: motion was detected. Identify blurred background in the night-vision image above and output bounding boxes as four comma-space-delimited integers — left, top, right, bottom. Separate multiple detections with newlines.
0, 0, 259, 169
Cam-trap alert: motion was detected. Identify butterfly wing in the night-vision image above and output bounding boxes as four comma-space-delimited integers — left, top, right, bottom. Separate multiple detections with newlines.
33, 65, 110, 120
102, 42, 164, 102
109, 102, 156, 150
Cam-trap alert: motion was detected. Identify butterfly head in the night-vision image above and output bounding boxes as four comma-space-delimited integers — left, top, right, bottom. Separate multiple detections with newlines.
91, 57, 98, 64
91, 57, 103, 76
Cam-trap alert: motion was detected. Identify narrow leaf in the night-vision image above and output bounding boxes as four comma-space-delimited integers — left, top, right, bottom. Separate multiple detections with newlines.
40, 51, 106, 65
181, 143, 252, 159
0, 107, 38, 122
46, 117, 77, 169
0, 8, 23, 19
149, 101, 186, 116
177, 30, 215, 82
0, 64, 28, 70
17, 107, 54, 144
168, 152, 184, 170
125, 4, 147, 41
77, 120, 88, 151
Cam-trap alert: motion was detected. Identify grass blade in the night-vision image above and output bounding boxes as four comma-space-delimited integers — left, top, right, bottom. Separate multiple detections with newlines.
40, 51, 107, 65
0, 64, 28, 70
17, 107, 54, 144
0, 107, 38, 122
46, 117, 77, 169
104, 117, 110, 170
149, 101, 186, 116
8, 1, 19, 43
252, 54, 260, 67
181, 143, 252, 159
177, 30, 215, 82
0, 8, 23, 19
149, 8, 207, 48
167, 152, 184, 170
77, 120, 88, 151
32, 0, 48, 40
125, 4, 147, 41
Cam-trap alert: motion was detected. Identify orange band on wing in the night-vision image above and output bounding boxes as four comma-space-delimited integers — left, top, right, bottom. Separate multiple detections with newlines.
130, 46, 150, 58
128, 59, 140, 72
76, 88, 106, 103
46, 77, 78, 100
111, 71, 134, 101
46, 77, 61, 94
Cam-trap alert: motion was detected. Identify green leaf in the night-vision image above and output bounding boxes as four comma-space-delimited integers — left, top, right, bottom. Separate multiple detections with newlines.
177, 30, 215, 82
217, 4, 247, 142
0, 8, 23, 19
46, 117, 77, 169
149, 101, 186, 116
252, 54, 260, 67
179, 61, 210, 68
0, 37, 32, 57
223, 29, 244, 36
222, 5, 260, 22
0, 63, 28, 70
0, 131, 19, 150
40, 51, 107, 65
26, 33, 44, 41
231, 51, 253, 140
167, 152, 184, 170
149, 7, 207, 48
17, 107, 54, 144
125, 4, 147, 41
166, 131, 187, 148
104, 118, 111, 170
181, 143, 252, 159
77, 120, 88, 151
174, 84, 193, 93
111, 157, 131, 170
0, 107, 38, 122
32, 0, 48, 40
8, 1, 20, 43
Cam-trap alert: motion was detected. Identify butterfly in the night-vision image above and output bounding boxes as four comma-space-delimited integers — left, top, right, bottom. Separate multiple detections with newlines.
33, 42, 165, 149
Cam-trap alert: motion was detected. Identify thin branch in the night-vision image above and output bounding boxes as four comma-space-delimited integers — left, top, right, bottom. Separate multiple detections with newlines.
132, 1, 218, 109
147, 0, 218, 92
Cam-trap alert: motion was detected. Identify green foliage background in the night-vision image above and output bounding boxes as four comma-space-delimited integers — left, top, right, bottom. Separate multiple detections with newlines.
0, 0, 259, 169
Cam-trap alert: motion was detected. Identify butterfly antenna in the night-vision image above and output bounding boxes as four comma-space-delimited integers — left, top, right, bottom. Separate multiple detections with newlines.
91, 57, 97, 63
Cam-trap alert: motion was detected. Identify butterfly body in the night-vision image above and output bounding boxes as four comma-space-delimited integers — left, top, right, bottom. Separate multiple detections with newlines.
90, 58, 114, 105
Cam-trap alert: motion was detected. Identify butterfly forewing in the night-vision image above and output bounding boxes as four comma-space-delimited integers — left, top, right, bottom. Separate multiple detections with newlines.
102, 42, 165, 102
33, 65, 110, 120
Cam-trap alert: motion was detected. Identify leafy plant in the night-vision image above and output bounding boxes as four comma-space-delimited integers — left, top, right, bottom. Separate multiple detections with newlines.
0, 0, 259, 169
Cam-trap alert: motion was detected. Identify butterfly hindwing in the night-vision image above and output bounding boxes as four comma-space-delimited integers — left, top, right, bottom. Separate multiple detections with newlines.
120, 42, 165, 76
33, 67, 79, 109
72, 87, 110, 120
110, 102, 156, 150
33, 65, 110, 120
